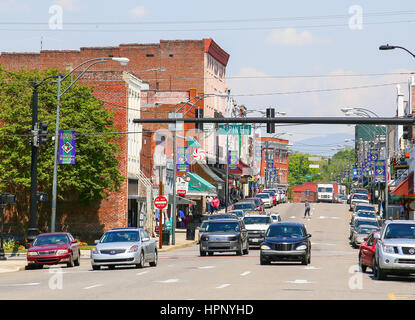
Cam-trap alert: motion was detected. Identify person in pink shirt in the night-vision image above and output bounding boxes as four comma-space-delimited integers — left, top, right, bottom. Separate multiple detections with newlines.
211, 196, 220, 212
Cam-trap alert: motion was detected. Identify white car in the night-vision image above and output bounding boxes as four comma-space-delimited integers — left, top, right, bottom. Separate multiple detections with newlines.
256, 193, 273, 208
350, 194, 369, 211
269, 213, 282, 223
243, 214, 273, 246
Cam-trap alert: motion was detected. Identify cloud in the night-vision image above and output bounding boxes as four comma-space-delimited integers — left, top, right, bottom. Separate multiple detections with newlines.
0, 0, 29, 12
53, 0, 82, 12
129, 5, 148, 18
266, 28, 315, 46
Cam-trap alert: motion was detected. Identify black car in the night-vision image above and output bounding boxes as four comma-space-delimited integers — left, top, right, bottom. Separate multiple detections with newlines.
208, 213, 239, 220
199, 219, 249, 256
260, 222, 312, 265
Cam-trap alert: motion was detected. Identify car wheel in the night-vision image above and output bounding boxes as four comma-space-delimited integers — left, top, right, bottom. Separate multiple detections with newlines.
149, 250, 158, 267
74, 251, 81, 266
92, 265, 100, 271
374, 260, 387, 280
301, 254, 309, 265
236, 242, 243, 256
243, 242, 249, 255
208, 252, 214, 256
136, 251, 145, 268
200, 250, 207, 257
359, 255, 367, 273
66, 255, 74, 268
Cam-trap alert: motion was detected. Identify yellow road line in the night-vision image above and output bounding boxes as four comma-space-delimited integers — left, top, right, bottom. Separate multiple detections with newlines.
388, 293, 397, 300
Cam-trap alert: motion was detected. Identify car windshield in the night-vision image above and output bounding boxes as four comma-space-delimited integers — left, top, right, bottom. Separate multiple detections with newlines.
209, 214, 237, 220
357, 211, 376, 219
229, 211, 244, 218
205, 222, 240, 232
256, 194, 269, 199
355, 190, 368, 195
384, 224, 415, 239
355, 205, 375, 212
353, 194, 368, 200
33, 234, 69, 246
358, 226, 378, 235
318, 187, 333, 192
246, 199, 259, 206
356, 220, 378, 228
244, 216, 271, 225
234, 203, 254, 210
263, 191, 275, 196
266, 225, 305, 238
100, 231, 139, 243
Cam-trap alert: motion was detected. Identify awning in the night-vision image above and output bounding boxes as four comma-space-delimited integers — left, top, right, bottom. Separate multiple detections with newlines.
198, 163, 223, 183
230, 160, 251, 176
187, 172, 217, 196
390, 175, 410, 196
210, 166, 238, 180
168, 195, 196, 205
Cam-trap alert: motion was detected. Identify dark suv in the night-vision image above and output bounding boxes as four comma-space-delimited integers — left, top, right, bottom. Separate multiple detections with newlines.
260, 222, 312, 265
199, 219, 249, 256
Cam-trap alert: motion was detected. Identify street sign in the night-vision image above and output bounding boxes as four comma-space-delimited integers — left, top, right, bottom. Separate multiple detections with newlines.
218, 124, 251, 135
154, 196, 168, 209
309, 164, 319, 169
308, 157, 321, 161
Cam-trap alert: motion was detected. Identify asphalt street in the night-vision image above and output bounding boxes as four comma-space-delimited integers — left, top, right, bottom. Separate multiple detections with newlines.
1, 202, 415, 300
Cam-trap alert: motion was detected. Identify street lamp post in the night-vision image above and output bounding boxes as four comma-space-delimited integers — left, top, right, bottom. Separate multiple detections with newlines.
50, 57, 129, 232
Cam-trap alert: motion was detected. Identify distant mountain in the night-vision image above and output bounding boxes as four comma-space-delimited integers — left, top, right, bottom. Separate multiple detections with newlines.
291, 133, 355, 157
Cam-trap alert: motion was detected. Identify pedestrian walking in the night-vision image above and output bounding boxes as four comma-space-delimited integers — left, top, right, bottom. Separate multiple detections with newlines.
206, 196, 213, 214
212, 196, 220, 212
304, 200, 311, 219
179, 209, 185, 228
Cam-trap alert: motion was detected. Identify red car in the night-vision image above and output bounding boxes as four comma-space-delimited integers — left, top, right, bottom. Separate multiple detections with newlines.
262, 190, 277, 205
26, 232, 80, 269
245, 198, 264, 212
358, 230, 379, 273
352, 188, 371, 201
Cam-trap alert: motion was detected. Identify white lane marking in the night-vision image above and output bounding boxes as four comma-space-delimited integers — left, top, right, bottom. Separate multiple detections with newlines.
155, 279, 179, 283
285, 280, 314, 284
216, 284, 231, 289
290, 216, 296, 219
304, 266, 320, 270
198, 266, 216, 269
240, 271, 251, 276
83, 284, 104, 290
0, 282, 40, 287
136, 271, 150, 276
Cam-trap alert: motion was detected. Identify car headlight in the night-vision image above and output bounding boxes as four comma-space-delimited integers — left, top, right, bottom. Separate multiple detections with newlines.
296, 245, 307, 251
202, 236, 209, 241
260, 244, 271, 250
91, 247, 99, 254
382, 244, 394, 254
128, 245, 139, 253
27, 251, 38, 256
56, 249, 70, 255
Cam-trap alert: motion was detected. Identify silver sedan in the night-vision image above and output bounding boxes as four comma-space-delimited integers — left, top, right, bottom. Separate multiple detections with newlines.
91, 228, 157, 270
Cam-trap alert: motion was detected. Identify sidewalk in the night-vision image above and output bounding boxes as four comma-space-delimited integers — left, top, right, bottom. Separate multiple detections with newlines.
0, 229, 197, 274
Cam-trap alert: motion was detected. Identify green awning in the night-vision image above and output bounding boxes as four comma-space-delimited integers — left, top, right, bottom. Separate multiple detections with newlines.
188, 172, 216, 192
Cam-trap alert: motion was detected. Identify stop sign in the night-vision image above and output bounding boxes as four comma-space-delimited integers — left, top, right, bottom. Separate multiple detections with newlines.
154, 196, 168, 209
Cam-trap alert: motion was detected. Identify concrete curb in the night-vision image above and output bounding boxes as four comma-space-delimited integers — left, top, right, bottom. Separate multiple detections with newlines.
158, 240, 197, 252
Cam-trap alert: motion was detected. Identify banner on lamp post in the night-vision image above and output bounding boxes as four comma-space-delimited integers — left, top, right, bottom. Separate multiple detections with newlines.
58, 130, 76, 164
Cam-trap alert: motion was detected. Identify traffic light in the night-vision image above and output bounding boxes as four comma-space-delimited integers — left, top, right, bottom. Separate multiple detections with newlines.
266, 108, 275, 134
38, 122, 48, 146
195, 108, 203, 131
403, 124, 413, 140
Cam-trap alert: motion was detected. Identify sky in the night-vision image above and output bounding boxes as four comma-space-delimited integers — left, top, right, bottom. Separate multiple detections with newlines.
1, 0, 415, 156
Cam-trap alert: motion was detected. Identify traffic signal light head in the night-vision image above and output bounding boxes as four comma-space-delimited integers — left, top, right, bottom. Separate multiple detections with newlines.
38, 122, 48, 145
403, 124, 413, 140
266, 108, 275, 134
195, 108, 203, 131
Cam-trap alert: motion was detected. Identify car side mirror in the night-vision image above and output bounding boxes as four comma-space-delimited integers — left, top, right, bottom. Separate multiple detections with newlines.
72, 240, 78, 244
307, 234, 312, 238
94, 240, 100, 244
374, 233, 380, 239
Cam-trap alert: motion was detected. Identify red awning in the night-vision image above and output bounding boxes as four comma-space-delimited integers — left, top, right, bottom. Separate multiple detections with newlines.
229, 160, 251, 176
391, 176, 410, 196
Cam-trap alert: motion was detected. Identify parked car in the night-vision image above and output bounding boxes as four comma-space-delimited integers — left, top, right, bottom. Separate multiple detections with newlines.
91, 227, 157, 270
350, 194, 370, 211
351, 210, 379, 225
353, 204, 376, 216
261, 190, 277, 205
269, 213, 282, 223
243, 214, 273, 246
199, 219, 249, 256
277, 189, 287, 203
350, 224, 380, 248
255, 193, 273, 208
227, 210, 245, 220
350, 218, 381, 240
373, 220, 415, 280
335, 194, 347, 204
352, 188, 371, 202
244, 197, 265, 212
260, 222, 312, 265
26, 232, 80, 269
232, 201, 258, 214
359, 230, 380, 273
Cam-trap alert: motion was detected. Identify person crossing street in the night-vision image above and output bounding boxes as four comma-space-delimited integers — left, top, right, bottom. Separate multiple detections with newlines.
304, 200, 311, 219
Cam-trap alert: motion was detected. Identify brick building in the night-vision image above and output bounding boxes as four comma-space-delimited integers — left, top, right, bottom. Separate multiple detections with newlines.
0, 38, 230, 238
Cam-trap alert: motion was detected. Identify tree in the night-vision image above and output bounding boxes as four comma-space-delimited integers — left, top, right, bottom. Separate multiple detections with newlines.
0, 67, 124, 207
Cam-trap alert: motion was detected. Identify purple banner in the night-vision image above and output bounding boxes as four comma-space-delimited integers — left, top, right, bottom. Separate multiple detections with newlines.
58, 130, 76, 164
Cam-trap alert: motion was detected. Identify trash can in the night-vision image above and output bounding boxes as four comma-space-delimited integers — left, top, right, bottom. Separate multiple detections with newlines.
162, 229, 170, 245
186, 223, 196, 240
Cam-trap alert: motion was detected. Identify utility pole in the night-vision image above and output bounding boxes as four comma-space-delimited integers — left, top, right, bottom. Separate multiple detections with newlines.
158, 166, 164, 249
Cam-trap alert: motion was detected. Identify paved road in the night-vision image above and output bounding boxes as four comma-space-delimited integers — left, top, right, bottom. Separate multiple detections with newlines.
1, 202, 415, 300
